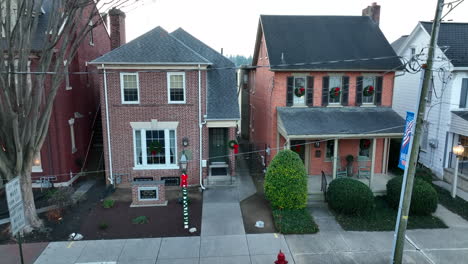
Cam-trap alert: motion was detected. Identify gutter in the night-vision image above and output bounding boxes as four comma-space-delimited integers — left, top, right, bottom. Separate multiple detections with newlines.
198, 64, 206, 190
102, 65, 114, 186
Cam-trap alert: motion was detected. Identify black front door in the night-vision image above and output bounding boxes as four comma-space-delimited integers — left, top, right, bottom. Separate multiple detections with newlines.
291, 140, 306, 163
209, 128, 228, 163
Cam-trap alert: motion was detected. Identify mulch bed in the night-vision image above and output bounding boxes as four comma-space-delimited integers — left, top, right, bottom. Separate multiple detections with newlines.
79, 191, 202, 239
240, 193, 276, 233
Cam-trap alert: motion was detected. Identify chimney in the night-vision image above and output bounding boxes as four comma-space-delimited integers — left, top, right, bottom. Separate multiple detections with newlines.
362, 2, 381, 26
109, 8, 126, 50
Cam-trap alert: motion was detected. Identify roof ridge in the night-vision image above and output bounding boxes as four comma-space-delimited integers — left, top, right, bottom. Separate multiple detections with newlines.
169, 30, 211, 64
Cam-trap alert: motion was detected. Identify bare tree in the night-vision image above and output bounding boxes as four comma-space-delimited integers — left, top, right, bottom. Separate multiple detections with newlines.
0, 0, 138, 232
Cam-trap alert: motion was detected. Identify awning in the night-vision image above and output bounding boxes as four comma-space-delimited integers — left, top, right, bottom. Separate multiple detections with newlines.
277, 107, 405, 138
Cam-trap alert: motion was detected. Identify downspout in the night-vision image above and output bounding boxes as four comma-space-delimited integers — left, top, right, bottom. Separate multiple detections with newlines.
102, 64, 114, 186
198, 64, 206, 190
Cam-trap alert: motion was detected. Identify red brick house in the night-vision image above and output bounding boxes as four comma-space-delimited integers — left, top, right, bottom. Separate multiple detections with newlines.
30, 1, 118, 187
244, 11, 405, 196
90, 27, 239, 206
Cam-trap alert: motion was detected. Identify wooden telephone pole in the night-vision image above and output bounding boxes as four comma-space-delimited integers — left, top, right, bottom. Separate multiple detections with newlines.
392, 0, 445, 263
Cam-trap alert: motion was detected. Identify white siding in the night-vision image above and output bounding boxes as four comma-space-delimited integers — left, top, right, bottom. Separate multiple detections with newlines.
392, 24, 468, 179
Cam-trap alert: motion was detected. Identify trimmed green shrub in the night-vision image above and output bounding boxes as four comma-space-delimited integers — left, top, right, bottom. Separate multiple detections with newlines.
415, 167, 434, 184
98, 223, 109, 230
132, 216, 149, 224
386, 176, 438, 215
102, 199, 115, 209
328, 178, 375, 216
272, 209, 319, 234
264, 150, 307, 209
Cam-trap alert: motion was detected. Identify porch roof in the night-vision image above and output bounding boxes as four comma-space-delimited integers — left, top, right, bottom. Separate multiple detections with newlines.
277, 107, 405, 138
452, 110, 468, 122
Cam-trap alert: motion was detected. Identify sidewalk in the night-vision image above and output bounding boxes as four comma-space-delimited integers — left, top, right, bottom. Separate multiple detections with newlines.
434, 180, 468, 201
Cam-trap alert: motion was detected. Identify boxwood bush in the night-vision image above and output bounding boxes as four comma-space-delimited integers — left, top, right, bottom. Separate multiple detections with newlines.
264, 150, 308, 209
415, 167, 434, 184
327, 178, 375, 216
386, 176, 438, 215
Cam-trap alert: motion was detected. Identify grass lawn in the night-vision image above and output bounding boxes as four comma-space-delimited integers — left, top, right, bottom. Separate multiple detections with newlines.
333, 196, 448, 231
434, 185, 468, 221
272, 208, 319, 234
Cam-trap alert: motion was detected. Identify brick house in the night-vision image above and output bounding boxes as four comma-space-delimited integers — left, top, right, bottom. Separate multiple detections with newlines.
243, 6, 405, 198
90, 27, 239, 206
29, 1, 116, 187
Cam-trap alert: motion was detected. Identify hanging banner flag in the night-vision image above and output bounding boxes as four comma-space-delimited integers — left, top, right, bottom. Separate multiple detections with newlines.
398, 112, 415, 170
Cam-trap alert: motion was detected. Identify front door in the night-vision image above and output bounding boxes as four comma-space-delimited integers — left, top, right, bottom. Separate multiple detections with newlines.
209, 128, 228, 163
291, 140, 306, 163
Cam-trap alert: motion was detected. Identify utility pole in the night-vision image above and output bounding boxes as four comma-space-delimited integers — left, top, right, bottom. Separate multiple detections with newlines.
392, 0, 445, 263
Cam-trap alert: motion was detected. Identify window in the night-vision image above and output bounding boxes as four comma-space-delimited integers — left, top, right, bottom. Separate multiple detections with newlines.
359, 139, 372, 158
459, 78, 468, 108
326, 140, 335, 159
410, 47, 416, 58
32, 153, 42, 173
134, 129, 177, 168
293, 76, 306, 106
120, 73, 139, 104
167, 72, 185, 103
88, 21, 94, 46
138, 186, 158, 201
362, 76, 375, 104
427, 77, 434, 104
329, 76, 342, 104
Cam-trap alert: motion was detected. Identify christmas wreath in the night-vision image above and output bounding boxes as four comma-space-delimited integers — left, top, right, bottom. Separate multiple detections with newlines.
148, 141, 163, 155
360, 139, 371, 150
363, 85, 375, 96
294, 87, 305, 97
329, 87, 341, 99
228, 140, 239, 154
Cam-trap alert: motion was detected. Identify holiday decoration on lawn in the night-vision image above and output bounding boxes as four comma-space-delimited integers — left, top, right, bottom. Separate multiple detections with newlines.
329, 87, 341, 99
228, 140, 239, 154
360, 139, 371, 150
294, 86, 305, 97
180, 173, 189, 229
363, 85, 375, 96
148, 141, 163, 155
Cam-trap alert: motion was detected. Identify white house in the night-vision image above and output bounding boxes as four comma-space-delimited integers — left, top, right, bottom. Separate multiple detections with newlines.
392, 22, 468, 189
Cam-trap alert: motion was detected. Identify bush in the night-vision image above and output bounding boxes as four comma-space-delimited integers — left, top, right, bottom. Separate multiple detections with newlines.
415, 167, 434, 184
47, 187, 74, 208
98, 223, 109, 230
328, 178, 375, 216
102, 199, 115, 209
272, 209, 318, 234
132, 216, 149, 224
264, 150, 308, 209
386, 176, 438, 215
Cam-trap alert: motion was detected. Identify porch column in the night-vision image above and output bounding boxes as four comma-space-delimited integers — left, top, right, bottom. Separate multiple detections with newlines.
332, 138, 338, 179
370, 138, 377, 189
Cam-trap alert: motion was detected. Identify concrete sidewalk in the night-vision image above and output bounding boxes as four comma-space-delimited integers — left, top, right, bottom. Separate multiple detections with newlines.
434, 180, 468, 201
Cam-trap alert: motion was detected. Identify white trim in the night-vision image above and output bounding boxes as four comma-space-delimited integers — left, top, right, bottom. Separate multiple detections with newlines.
138, 186, 159, 201
132, 127, 178, 169
69, 118, 77, 153
167, 72, 186, 104
130, 120, 179, 130
206, 120, 237, 128
120, 72, 140, 104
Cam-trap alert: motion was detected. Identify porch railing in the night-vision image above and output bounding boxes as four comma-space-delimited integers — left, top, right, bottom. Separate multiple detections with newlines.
448, 152, 468, 175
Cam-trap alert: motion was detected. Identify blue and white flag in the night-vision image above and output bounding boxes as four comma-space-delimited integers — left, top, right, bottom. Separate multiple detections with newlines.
398, 112, 415, 169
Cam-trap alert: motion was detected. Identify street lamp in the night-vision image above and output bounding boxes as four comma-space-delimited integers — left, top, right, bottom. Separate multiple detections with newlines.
452, 144, 465, 198
180, 152, 188, 173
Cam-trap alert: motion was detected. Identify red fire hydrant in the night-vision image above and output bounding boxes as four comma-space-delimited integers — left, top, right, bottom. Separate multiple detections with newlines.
275, 250, 288, 264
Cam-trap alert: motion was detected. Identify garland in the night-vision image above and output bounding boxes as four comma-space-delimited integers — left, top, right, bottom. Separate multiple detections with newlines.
363, 85, 375, 97
148, 141, 163, 155
294, 87, 305, 97
329, 87, 341, 99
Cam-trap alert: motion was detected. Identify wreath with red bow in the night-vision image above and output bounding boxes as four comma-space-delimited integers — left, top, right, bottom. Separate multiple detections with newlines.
363, 85, 375, 97
360, 139, 371, 150
228, 140, 239, 154
294, 87, 305, 97
329, 87, 341, 99
148, 141, 163, 155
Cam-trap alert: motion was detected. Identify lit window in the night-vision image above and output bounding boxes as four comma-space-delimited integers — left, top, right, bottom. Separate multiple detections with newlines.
32, 153, 43, 173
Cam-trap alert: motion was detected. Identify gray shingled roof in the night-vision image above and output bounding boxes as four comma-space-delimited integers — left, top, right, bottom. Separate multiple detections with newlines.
278, 107, 404, 136
391, 35, 409, 53
170, 28, 240, 120
421, 22, 468, 67
91, 26, 210, 64
257, 15, 402, 71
